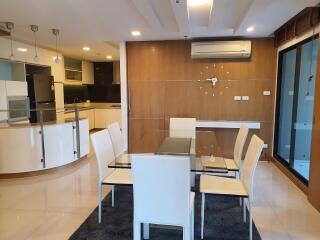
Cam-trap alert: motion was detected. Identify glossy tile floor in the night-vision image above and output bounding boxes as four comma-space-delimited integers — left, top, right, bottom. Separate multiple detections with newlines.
0, 156, 320, 240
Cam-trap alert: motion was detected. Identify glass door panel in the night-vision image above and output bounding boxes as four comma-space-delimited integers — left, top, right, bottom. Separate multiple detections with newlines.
277, 49, 296, 163
293, 39, 318, 180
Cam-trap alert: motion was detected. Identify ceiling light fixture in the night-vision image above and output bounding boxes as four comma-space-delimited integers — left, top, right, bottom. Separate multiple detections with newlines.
6, 22, 14, 61
106, 55, 112, 59
246, 26, 254, 32
188, 0, 212, 7
131, 31, 141, 36
82, 46, 90, 51
30, 25, 39, 62
52, 29, 60, 64
17, 48, 28, 52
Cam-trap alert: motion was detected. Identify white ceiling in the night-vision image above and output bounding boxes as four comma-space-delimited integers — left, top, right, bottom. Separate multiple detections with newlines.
0, 0, 318, 61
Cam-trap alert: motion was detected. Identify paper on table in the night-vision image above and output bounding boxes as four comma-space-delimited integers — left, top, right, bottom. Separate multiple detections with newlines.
201, 155, 226, 169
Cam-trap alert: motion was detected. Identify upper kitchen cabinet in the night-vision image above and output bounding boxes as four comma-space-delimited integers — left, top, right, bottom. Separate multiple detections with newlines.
94, 62, 113, 85
82, 61, 94, 85
64, 57, 82, 83
0, 60, 25, 82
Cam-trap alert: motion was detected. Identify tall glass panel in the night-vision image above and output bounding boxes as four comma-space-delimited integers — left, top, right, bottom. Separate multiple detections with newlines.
293, 39, 318, 180
277, 49, 296, 163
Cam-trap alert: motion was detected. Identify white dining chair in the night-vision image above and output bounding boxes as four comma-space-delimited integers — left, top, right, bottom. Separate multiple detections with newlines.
200, 135, 264, 240
131, 154, 195, 240
90, 129, 132, 224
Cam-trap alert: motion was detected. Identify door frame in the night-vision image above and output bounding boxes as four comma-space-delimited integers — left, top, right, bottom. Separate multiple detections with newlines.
274, 34, 319, 185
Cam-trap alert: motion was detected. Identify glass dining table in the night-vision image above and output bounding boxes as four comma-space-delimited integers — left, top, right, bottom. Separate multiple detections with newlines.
108, 137, 229, 174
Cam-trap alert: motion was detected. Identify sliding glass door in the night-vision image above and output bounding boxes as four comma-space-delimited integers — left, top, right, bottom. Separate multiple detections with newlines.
275, 36, 318, 182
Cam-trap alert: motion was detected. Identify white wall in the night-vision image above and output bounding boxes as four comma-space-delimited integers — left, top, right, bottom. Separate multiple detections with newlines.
120, 42, 128, 151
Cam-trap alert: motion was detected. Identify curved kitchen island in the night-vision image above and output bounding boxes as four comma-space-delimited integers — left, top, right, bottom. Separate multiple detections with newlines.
0, 118, 89, 174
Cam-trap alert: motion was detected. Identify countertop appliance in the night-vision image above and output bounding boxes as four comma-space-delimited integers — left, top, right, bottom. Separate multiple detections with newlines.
7, 96, 30, 122
27, 74, 56, 123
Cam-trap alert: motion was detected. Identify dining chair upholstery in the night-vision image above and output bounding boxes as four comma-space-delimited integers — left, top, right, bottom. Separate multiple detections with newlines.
108, 122, 125, 158
131, 154, 195, 240
169, 118, 196, 139
90, 129, 132, 224
200, 135, 264, 240
232, 125, 249, 173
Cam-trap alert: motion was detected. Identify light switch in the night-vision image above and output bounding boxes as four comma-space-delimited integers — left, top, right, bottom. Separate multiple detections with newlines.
242, 96, 250, 101
263, 91, 271, 96
234, 96, 241, 101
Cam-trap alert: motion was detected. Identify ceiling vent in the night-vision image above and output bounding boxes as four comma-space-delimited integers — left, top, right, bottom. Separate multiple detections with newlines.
191, 40, 251, 59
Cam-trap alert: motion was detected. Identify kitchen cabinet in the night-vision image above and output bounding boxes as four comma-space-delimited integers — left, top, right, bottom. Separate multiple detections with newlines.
5, 81, 28, 96
0, 81, 8, 121
79, 109, 95, 130
82, 61, 94, 85
0, 119, 89, 173
93, 62, 113, 85
54, 82, 64, 112
94, 108, 121, 128
64, 109, 95, 130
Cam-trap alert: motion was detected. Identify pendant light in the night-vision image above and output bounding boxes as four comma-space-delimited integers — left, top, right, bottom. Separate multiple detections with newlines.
52, 29, 60, 64
30, 25, 39, 62
5, 22, 14, 61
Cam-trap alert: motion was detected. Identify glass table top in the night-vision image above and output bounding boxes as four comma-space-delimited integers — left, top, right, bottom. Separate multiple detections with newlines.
108, 137, 228, 173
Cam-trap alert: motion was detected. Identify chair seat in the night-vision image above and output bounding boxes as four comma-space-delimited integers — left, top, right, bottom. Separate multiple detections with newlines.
200, 175, 248, 197
102, 169, 132, 185
224, 158, 239, 171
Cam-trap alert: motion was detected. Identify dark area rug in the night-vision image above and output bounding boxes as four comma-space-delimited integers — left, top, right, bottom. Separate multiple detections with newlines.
69, 184, 261, 240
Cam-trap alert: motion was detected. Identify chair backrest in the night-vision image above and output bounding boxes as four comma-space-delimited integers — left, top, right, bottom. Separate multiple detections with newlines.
234, 126, 249, 169
169, 118, 196, 139
108, 122, 125, 158
131, 154, 191, 226
90, 129, 115, 183
242, 135, 264, 200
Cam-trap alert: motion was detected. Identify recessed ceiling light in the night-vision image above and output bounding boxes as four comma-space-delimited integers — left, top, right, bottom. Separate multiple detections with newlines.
17, 48, 28, 52
246, 26, 254, 32
82, 46, 90, 51
106, 55, 113, 59
131, 31, 141, 36
188, 0, 212, 7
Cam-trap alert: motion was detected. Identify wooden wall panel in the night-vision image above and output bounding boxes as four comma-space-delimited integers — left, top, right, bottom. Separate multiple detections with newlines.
127, 39, 277, 157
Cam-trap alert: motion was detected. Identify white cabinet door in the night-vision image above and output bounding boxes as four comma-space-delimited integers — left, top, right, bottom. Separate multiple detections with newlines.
94, 109, 108, 128
0, 81, 8, 121
43, 122, 75, 168
5, 81, 28, 96
79, 109, 95, 130
106, 109, 121, 127
82, 61, 94, 85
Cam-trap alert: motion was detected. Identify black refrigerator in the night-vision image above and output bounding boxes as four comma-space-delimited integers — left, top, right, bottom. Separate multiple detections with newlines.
27, 74, 56, 123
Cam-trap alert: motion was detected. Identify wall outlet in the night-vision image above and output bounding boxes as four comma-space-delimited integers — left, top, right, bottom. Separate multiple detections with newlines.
242, 96, 250, 101
234, 96, 241, 101
263, 91, 271, 96
263, 144, 268, 149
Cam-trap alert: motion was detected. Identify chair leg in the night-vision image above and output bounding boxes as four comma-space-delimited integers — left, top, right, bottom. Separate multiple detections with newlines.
112, 185, 115, 207
134, 221, 141, 240
143, 223, 149, 239
201, 193, 205, 239
98, 183, 102, 224
243, 198, 247, 223
249, 201, 253, 240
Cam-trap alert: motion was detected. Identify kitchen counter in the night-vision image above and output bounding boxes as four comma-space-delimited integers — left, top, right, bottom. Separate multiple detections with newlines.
0, 117, 87, 129
65, 102, 121, 113
0, 118, 89, 174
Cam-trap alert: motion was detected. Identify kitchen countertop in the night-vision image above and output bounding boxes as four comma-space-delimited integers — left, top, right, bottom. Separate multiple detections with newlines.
64, 102, 121, 113
0, 118, 87, 129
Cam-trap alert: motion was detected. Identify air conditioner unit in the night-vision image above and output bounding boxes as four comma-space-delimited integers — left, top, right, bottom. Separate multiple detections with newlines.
191, 40, 251, 59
